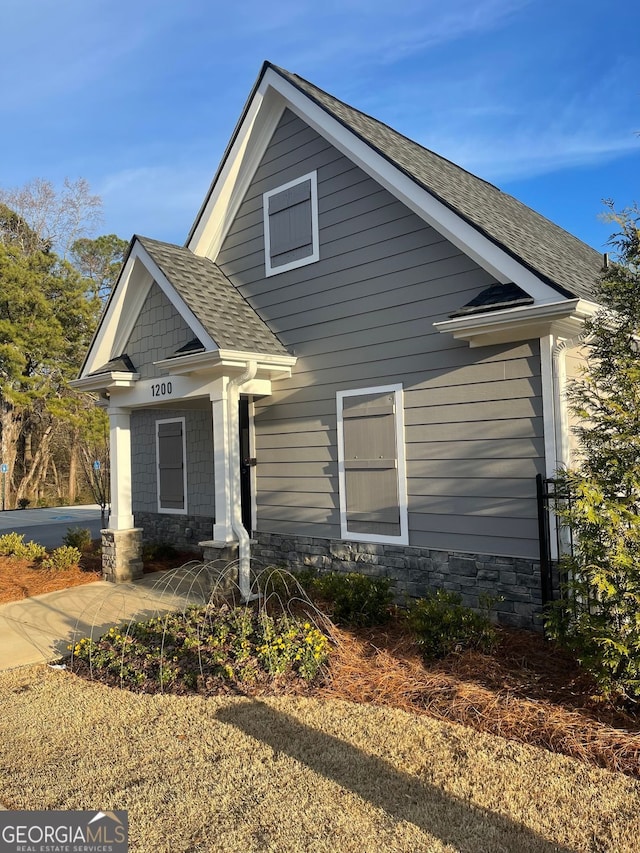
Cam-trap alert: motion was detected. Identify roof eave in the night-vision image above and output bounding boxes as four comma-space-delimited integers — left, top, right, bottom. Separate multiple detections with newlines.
69, 371, 140, 392
433, 299, 598, 347
154, 348, 296, 379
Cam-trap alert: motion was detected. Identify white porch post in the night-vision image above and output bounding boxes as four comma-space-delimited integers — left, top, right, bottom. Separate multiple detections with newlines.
107, 406, 135, 530
101, 405, 142, 582
210, 379, 235, 542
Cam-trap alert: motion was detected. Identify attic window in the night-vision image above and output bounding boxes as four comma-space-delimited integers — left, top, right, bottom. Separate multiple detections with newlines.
263, 172, 319, 276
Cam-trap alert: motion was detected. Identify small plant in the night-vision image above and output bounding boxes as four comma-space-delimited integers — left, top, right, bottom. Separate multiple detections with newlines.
408, 589, 496, 660
312, 571, 394, 627
42, 545, 82, 571
17, 498, 30, 510
70, 603, 331, 692
62, 527, 93, 552
0, 532, 46, 561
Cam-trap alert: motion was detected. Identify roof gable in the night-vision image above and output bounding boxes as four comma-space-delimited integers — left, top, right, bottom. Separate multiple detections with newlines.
78, 234, 288, 378
188, 62, 602, 305
136, 237, 288, 356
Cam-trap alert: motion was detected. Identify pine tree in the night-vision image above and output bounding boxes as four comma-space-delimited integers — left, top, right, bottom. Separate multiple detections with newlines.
548, 205, 640, 702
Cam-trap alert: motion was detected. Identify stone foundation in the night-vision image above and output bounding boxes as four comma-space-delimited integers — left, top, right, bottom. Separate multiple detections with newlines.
101, 528, 144, 583
198, 541, 240, 596
133, 511, 215, 551
251, 533, 543, 630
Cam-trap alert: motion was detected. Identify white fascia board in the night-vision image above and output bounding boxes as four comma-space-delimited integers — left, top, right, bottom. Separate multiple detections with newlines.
433, 299, 598, 347
69, 372, 140, 392
80, 252, 153, 377
188, 86, 286, 258
154, 348, 296, 378
194, 67, 563, 304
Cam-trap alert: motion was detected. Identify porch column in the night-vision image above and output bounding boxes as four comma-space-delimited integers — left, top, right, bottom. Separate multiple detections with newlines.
102, 405, 142, 582
210, 379, 235, 542
107, 406, 135, 530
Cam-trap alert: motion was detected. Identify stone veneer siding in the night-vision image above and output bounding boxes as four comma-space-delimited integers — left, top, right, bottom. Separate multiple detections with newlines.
134, 511, 214, 552
251, 532, 544, 630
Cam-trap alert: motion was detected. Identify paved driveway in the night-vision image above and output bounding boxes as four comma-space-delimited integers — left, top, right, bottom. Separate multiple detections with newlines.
0, 505, 105, 548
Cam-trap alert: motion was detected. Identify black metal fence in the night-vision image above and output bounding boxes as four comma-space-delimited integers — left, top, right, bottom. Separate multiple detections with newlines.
536, 474, 574, 607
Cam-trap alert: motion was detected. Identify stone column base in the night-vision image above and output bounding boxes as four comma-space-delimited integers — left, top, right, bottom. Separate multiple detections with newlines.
198, 540, 240, 596
101, 528, 144, 583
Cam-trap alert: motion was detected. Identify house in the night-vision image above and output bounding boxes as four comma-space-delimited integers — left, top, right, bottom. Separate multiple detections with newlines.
71, 62, 603, 628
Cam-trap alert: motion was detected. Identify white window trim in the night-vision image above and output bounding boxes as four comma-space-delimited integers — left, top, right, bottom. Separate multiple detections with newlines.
156, 416, 188, 515
336, 383, 409, 546
263, 171, 319, 277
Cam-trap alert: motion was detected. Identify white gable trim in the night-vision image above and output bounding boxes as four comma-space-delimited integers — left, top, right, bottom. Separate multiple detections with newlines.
188, 86, 286, 259
188, 67, 567, 305
80, 240, 217, 378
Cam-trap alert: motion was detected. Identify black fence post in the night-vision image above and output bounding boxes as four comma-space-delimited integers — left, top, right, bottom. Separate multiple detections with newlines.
536, 473, 553, 608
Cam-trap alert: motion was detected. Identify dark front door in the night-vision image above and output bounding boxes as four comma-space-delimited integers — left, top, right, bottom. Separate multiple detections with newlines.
239, 396, 253, 533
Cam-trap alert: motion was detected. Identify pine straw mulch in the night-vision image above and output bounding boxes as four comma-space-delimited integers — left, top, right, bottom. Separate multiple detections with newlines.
0, 556, 102, 605
319, 618, 640, 780
0, 549, 195, 605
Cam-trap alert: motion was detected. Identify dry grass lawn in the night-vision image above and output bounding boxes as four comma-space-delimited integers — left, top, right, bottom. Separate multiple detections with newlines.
0, 665, 639, 853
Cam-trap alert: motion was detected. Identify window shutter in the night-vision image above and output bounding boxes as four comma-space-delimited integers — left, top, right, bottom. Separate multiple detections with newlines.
342, 392, 401, 536
268, 179, 313, 265
158, 421, 185, 510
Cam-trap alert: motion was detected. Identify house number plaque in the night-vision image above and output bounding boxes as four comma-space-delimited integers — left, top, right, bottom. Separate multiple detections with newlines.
151, 381, 173, 397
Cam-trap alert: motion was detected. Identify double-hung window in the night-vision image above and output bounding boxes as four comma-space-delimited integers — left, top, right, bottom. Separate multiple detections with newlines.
156, 417, 187, 514
263, 172, 319, 276
337, 385, 408, 544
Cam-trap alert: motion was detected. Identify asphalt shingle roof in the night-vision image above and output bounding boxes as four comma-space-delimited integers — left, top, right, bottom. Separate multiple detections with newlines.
270, 64, 603, 301
136, 236, 288, 356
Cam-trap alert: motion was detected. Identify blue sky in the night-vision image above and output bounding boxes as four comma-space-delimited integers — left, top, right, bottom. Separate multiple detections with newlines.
1, 0, 638, 253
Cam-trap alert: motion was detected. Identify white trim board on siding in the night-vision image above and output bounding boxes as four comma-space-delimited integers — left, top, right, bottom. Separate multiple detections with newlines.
336, 383, 409, 546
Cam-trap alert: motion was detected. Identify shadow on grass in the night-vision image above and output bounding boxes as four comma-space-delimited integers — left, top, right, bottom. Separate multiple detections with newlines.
216, 700, 574, 853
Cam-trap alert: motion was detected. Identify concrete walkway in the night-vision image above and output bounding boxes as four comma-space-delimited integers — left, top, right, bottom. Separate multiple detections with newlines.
0, 567, 215, 671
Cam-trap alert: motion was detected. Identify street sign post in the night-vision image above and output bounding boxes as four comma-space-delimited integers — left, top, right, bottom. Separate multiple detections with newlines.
0, 463, 7, 512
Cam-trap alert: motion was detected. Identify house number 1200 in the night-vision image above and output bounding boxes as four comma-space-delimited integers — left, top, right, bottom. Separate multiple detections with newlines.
151, 381, 173, 397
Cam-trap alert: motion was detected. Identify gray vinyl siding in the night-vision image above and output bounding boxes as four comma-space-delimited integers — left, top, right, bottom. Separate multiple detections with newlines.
130, 408, 215, 516
216, 109, 545, 559
124, 282, 195, 379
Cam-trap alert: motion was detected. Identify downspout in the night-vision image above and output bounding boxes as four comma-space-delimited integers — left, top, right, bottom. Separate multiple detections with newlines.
227, 360, 257, 600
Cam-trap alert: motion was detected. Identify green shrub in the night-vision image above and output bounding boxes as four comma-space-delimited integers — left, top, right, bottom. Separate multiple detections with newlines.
306, 571, 394, 627
42, 545, 82, 571
71, 604, 331, 691
0, 532, 46, 561
142, 541, 178, 561
408, 590, 496, 659
62, 527, 93, 552
0, 532, 27, 556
